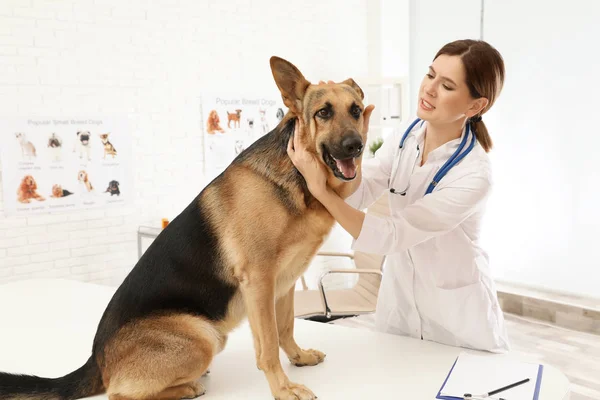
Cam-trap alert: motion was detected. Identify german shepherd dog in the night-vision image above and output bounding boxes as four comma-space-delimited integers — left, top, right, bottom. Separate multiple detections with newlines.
0, 57, 372, 400
99, 133, 117, 159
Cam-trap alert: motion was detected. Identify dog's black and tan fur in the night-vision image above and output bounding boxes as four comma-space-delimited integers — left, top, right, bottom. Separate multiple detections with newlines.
0, 57, 373, 400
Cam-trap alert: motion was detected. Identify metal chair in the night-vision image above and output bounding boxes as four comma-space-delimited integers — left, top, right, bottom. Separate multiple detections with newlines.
294, 192, 389, 321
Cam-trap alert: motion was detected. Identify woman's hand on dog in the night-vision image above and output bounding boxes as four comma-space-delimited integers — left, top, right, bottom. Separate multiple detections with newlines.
287, 118, 329, 199
288, 80, 375, 199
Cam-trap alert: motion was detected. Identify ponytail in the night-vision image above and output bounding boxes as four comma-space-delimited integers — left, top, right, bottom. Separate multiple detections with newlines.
471, 119, 492, 152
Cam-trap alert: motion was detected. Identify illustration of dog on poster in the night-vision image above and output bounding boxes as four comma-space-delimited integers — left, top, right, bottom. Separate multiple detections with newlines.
105, 180, 120, 196
206, 110, 225, 134
15, 133, 36, 160
50, 184, 73, 198
227, 109, 242, 129
259, 108, 269, 135
77, 170, 94, 198
99, 133, 117, 159
47, 133, 62, 162
17, 175, 45, 203
73, 131, 92, 161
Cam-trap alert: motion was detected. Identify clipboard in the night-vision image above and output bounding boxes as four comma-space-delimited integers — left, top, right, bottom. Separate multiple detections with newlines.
436, 353, 544, 400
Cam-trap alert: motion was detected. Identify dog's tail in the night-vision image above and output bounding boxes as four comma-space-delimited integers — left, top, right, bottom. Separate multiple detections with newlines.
0, 356, 104, 400
62, 190, 73, 197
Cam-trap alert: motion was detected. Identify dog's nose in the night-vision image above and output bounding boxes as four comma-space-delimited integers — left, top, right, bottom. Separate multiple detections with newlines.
341, 134, 363, 156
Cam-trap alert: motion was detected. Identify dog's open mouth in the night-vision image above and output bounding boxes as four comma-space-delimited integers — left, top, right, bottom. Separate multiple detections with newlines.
322, 145, 358, 181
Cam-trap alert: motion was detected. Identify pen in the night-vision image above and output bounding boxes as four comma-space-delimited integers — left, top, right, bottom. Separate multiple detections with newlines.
463, 377, 530, 399
489, 378, 530, 396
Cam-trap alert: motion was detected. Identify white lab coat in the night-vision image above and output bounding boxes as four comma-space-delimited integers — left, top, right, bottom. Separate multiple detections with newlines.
346, 120, 510, 353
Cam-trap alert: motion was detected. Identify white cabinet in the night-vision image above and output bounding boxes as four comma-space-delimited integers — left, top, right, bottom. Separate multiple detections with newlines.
356, 77, 409, 157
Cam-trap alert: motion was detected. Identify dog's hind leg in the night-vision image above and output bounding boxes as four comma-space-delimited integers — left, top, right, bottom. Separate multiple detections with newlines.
276, 286, 325, 367
103, 314, 219, 400
148, 381, 206, 400
109, 383, 204, 400
241, 274, 317, 400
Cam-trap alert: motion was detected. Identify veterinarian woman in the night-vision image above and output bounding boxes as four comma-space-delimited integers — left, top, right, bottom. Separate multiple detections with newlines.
287, 39, 510, 353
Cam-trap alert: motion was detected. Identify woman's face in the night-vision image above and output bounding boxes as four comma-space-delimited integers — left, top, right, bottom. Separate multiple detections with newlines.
416, 54, 486, 125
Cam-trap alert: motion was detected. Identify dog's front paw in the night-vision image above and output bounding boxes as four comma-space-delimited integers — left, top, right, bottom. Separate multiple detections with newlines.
289, 348, 326, 367
274, 382, 316, 400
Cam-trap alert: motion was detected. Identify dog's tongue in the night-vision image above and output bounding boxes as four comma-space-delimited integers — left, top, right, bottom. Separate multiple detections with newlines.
335, 158, 356, 178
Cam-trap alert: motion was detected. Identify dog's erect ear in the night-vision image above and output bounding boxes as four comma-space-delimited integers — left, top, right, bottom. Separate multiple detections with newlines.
341, 78, 364, 100
270, 56, 310, 114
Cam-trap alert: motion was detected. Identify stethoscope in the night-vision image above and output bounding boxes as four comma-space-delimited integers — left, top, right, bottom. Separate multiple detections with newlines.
389, 117, 476, 196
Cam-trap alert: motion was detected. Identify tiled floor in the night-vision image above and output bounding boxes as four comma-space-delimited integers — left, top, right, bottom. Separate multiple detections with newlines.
504, 314, 600, 400
330, 312, 600, 400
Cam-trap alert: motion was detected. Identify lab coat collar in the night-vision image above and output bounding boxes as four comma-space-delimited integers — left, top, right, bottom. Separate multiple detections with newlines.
414, 121, 472, 163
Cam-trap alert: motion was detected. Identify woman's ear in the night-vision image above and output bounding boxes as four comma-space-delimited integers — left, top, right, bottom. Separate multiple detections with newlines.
466, 97, 489, 118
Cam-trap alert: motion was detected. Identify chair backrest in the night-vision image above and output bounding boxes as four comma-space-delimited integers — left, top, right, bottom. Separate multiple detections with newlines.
353, 192, 390, 302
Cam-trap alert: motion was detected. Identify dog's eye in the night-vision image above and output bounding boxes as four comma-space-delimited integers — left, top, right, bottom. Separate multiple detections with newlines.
351, 105, 362, 118
317, 109, 332, 119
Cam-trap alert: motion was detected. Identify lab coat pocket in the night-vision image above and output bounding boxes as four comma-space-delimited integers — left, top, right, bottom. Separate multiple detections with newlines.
432, 252, 483, 290
435, 281, 498, 350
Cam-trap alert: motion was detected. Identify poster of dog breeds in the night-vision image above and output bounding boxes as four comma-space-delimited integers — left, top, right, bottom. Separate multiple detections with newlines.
201, 93, 287, 180
0, 117, 133, 216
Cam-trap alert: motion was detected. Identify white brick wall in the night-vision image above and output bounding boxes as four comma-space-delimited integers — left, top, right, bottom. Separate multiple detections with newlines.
0, 0, 369, 286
